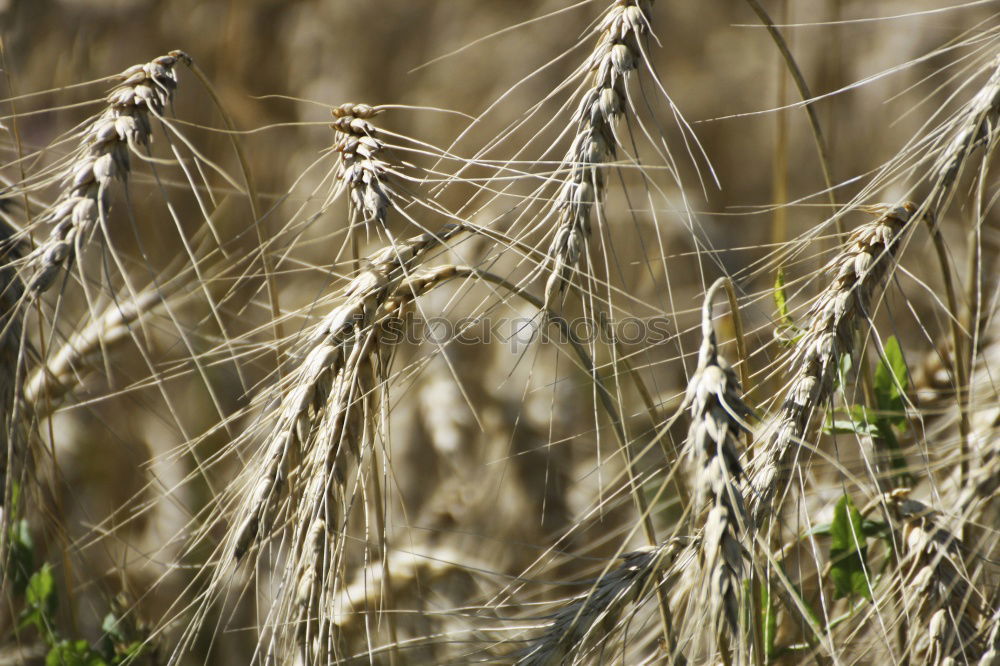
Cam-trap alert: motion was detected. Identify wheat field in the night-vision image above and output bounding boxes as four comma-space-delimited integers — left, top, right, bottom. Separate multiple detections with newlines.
0, 0, 998, 664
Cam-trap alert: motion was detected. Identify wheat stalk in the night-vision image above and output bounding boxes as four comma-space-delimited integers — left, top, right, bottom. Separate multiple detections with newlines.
748, 202, 916, 526
24, 51, 189, 294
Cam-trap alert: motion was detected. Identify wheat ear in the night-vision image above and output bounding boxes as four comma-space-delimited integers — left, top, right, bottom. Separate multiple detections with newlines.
276, 264, 467, 664
921, 56, 1000, 504
685, 278, 752, 647
331, 103, 394, 230
888, 491, 988, 663
543, 0, 652, 305
748, 202, 915, 525
230, 225, 462, 562
25, 51, 189, 294
927, 56, 1000, 217
516, 541, 678, 666
203, 228, 461, 664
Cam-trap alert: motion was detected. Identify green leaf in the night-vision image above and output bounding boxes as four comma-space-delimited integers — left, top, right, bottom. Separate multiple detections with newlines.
46, 640, 107, 666
101, 612, 126, 645
100, 611, 147, 663
10, 480, 22, 515
814, 518, 886, 539
761, 582, 777, 658
774, 268, 792, 327
829, 494, 872, 601
874, 336, 909, 428
25, 562, 57, 623
100, 613, 122, 661
117, 642, 145, 663
839, 353, 853, 380
866, 343, 915, 483
823, 417, 879, 437
861, 519, 889, 538
8, 519, 35, 595
822, 405, 879, 437
830, 352, 853, 392
807, 522, 832, 536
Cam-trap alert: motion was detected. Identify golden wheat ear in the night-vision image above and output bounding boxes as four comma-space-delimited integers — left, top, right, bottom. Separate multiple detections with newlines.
543, 0, 655, 307
516, 541, 680, 665
887, 491, 989, 663
748, 202, 915, 527
208, 226, 461, 663
683, 278, 752, 655
24, 52, 188, 295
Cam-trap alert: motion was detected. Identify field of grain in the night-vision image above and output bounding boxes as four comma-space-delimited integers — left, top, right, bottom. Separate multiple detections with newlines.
0, 1, 997, 664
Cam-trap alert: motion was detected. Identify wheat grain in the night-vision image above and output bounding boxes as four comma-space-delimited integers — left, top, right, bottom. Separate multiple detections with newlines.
331, 103, 394, 231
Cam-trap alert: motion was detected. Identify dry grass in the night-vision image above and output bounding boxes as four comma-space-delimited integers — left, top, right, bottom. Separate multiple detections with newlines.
0, 1, 998, 665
